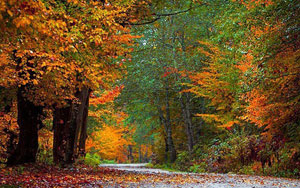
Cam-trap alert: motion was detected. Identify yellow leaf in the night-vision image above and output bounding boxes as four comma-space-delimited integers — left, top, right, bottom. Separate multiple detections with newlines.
7, 10, 13, 17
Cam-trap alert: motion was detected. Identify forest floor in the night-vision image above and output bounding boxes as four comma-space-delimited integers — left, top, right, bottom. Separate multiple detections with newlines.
0, 163, 299, 188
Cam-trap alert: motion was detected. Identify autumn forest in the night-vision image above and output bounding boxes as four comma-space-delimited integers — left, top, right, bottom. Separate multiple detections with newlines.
0, 0, 299, 187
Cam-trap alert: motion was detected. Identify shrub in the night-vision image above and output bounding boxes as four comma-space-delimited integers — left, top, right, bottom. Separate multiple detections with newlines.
173, 131, 299, 178
238, 164, 255, 175
188, 162, 207, 173
84, 153, 101, 166
37, 148, 53, 165
174, 151, 191, 171
101, 159, 116, 164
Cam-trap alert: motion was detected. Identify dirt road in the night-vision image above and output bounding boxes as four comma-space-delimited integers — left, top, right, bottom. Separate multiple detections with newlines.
98, 163, 300, 188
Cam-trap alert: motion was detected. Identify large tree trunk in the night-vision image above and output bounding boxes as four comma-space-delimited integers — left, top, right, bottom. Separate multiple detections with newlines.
7, 52, 44, 166
53, 104, 73, 164
53, 87, 90, 165
7, 86, 43, 165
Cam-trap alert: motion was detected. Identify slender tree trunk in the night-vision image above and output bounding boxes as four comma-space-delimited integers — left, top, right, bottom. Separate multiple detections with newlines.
157, 86, 176, 163
128, 145, 134, 162
144, 145, 148, 162
179, 93, 194, 153
194, 98, 205, 143
138, 146, 142, 162
78, 88, 90, 157
7, 86, 43, 165
186, 95, 194, 149
159, 116, 169, 162
158, 113, 169, 162
164, 84, 176, 162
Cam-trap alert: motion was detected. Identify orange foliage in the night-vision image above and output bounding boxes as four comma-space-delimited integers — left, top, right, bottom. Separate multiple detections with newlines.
0, 0, 138, 107
232, 0, 273, 9
38, 128, 53, 152
90, 86, 124, 106
86, 124, 132, 162
0, 102, 18, 161
238, 9, 299, 135
244, 48, 300, 134
187, 3, 299, 136
185, 43, 241, 128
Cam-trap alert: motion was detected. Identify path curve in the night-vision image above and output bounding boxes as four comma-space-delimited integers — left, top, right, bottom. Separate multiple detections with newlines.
99, 163, 300, 188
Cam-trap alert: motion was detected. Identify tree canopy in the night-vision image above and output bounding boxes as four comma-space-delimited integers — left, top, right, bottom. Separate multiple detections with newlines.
0, 0, 299, 179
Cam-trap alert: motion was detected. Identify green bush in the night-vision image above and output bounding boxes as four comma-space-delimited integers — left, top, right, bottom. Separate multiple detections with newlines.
238, 164, 255, 175
84, 153, 101, 166
172, 131, 299, 178
153, 163, 178, 172
37, 148, 53, 165
174, 151, 191, 171
101, 159, 116, 164
188, 162, 207, 173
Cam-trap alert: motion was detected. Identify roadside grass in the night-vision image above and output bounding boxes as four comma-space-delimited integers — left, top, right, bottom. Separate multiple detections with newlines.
147, 163, 181, 172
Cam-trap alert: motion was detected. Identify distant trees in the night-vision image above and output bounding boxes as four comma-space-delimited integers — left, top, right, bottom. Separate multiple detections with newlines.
119, 0, 299, 176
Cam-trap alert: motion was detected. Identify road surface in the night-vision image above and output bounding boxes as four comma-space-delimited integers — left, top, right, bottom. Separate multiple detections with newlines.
98, 163, 300, 188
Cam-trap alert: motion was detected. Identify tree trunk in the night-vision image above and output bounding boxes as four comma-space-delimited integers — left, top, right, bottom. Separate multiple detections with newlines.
53, 101, 78, 165
165, 85, 176, 162
179, 93, 194, 153
78, 88, 90, 157
128, 145, 134, 163
159, 115, 169, 162
144, 145, 148, 162
157, 85, 176, 163
53, 104, 73, 164
64, 102, 78, 164
53, 87, 90, 165
138, 146, 142, 162
176, 26, 195, 151
194, 98, 205, 143
7, 86, 43, 165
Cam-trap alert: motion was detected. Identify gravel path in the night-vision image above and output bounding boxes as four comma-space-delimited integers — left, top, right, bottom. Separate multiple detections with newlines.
99, 163, 300, 188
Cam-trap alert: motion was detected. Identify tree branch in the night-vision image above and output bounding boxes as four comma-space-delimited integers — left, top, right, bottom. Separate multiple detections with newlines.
120, 3, 207, 26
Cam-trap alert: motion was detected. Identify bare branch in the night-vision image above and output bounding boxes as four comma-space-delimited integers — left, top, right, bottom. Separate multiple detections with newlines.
120, 3, 207, 26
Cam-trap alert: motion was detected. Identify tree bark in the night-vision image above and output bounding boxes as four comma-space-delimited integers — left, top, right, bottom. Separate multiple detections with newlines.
53, 87, 90, 165
164, 84, 176, 162
78, 88, 90, 157
53, 103, 73, 164
127, 145, 134, 163
179, 93, 194, 153
156, 84, 177, 163
7, 86, 43, 165
138, 146, 142, 162
159, 115, 169, 162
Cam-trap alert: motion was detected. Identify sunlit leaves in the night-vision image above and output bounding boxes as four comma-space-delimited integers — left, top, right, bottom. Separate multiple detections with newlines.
0, 0, 141, 108
86, 124, 132, 162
